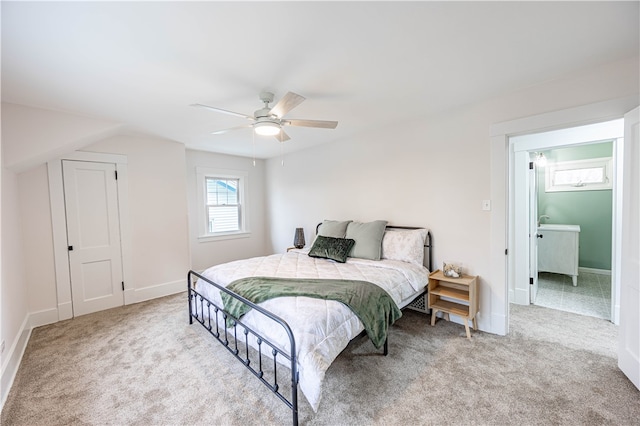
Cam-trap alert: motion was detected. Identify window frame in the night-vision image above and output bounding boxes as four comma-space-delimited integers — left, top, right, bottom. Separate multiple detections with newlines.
544, 156, 613, 193
196, 167, 250, 242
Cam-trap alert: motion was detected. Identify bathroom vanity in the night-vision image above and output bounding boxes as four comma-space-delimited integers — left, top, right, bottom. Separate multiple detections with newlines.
537, 224, 581, 286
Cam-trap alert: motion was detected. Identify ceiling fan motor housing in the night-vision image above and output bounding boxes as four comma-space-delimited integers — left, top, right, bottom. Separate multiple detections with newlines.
254, 107, 274, 119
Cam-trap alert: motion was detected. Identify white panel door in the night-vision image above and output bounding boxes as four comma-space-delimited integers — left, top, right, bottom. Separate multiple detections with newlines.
529, 155, 539, 303
63, 160, 124, 316
618, 106, 640, 390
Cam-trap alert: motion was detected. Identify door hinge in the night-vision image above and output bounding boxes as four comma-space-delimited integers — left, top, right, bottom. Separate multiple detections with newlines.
122, 281, 125, 291
68, 245, 73, 251
529, 161, 534, 170
115, 170, 118, 180
505, 249, 508, 255
530, 277, 534, 285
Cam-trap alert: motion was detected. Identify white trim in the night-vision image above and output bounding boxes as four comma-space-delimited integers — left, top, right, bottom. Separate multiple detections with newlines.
578, 267, 611, 276
57, 301, 73, 320
28, 308, 60, 328
490, 96, 637, 334
544, 157, 613, 193
115, 164, 133, 302
72, 150, 128, 164
195, 167, 250, 239
0, 315, 31, 410
48, 159, 73, 320
612, 137, 624, 325
197, 231, 251, 243
48, 151, 130, 321
126, 279, 186, 304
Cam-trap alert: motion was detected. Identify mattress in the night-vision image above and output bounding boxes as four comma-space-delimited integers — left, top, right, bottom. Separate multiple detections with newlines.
196, 249, 430, 411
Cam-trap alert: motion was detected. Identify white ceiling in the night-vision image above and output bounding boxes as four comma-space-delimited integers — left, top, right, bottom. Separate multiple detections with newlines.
2, 1, 638, 159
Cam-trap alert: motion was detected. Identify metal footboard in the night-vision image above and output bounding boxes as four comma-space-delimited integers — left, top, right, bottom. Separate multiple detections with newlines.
187, 270, 299, 426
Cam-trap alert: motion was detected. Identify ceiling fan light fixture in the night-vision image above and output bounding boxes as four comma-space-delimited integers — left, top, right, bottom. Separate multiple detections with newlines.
254, 121, 281, 136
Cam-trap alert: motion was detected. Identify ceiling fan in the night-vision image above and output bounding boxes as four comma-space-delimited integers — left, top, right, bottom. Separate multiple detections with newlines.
192, 91, 338, 141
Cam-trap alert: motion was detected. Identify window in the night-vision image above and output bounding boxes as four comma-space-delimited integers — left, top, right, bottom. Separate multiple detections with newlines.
196, 167, 249, 240
545, 157, 612, 193
206, 177, 239, 233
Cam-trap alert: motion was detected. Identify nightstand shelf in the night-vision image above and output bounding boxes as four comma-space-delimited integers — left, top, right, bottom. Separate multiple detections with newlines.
428, 269, 478, 340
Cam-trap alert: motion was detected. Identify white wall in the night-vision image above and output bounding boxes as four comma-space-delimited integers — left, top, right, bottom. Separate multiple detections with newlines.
185, 149, 268, 271
80, 135, 191, 298
264, 56, 640, 335
18, 165, 57, 314
1, 102, 122, 173
1, 167, 29, 405
1, 118, 193, 406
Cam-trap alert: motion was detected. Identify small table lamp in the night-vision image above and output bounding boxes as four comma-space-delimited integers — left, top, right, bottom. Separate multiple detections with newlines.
293, 228, 305, 249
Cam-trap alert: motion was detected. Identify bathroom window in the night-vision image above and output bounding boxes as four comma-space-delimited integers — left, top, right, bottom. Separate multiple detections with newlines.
545, 157, 612, 192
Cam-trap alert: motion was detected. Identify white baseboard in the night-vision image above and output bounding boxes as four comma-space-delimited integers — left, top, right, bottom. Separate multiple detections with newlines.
29, 307, 60, 328
124, 279, 186, 305
57, 301, 73, 321
491, 311, 507, 336
1, 280, 186, 410
578, 267, 611, 276
1, 315, 31, 410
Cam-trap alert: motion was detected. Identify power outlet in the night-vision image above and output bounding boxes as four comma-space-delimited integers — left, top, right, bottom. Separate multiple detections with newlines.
1, 340, 5, 354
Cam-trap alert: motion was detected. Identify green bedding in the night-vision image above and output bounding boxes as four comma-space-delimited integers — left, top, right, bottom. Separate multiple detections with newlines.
221, 276, 402, 349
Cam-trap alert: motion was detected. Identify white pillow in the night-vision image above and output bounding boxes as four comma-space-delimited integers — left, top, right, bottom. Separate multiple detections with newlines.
381, 228, 428, 267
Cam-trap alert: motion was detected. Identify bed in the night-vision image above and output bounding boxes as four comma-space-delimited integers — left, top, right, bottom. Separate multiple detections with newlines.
188, 221, 432, 425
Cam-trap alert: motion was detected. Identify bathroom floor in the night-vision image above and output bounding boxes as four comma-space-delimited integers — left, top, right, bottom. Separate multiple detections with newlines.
534, 271, 611, 320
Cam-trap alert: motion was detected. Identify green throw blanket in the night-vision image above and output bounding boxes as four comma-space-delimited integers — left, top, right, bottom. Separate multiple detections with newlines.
221, 277, 402, 349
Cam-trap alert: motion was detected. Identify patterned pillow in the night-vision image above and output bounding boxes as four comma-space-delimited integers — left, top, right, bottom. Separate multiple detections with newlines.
308, 235, 356, 263
381, 228, 428, 267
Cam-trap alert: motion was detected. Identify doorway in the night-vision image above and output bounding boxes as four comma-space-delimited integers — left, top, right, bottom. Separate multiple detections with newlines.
532, 142, 614, 320
48, 151, 131, 321
510, 119, 623, 324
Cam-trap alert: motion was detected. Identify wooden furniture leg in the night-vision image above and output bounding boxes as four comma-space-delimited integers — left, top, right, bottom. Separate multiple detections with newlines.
463, 318, 471, 340
431, 309, 438, 326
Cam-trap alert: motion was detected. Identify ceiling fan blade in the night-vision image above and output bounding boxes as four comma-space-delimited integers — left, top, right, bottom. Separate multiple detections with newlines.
211, 124, 252, 135
269, 92, 305, 118
273, 129, 291, 142
191, 103, 254, 120
285, 119, 338, 129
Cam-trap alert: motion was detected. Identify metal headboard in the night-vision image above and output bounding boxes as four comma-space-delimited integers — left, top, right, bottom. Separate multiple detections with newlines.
314, 223, 433, 271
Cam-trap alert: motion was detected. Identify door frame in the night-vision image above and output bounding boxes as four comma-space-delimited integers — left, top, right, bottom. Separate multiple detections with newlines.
48, 151, 132, 321
510, 119, 623, 320
489, 95, 638, 334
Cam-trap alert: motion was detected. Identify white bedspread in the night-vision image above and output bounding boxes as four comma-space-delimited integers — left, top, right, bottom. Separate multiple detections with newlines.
196, 249, 429, 411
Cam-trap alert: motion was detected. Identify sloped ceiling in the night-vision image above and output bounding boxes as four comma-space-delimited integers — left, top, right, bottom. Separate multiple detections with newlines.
2, 1, 638, 159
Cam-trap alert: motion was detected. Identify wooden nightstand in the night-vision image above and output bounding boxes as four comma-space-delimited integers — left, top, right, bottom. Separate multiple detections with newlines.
428, 269, 478, 340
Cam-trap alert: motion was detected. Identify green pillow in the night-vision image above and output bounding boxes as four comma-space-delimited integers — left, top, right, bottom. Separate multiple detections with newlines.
317, 220, 352, 238
308, 236, 355, 263
345, 220, 388, 260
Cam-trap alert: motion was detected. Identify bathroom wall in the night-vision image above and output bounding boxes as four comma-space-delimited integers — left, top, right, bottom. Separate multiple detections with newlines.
537, 142, 613, 270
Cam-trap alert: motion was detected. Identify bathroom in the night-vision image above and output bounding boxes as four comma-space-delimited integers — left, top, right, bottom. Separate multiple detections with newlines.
534, 141, 613, 319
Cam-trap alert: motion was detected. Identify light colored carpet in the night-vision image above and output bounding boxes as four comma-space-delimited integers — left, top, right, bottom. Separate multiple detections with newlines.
2, 293, 638, 425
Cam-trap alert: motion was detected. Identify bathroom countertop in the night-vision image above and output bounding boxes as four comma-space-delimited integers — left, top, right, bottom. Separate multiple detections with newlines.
538, 224, 581, 233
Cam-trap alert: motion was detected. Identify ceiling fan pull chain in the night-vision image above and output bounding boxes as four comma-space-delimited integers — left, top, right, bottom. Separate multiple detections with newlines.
280, 131, 285, 167
252, 130, 256, 167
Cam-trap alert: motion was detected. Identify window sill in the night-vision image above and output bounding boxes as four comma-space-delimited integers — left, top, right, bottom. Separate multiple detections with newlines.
198, 231, 251, 243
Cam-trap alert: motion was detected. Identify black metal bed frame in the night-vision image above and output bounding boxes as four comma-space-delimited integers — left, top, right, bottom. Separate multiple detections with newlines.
188, 270, 299, 425
187, 226, 432, 426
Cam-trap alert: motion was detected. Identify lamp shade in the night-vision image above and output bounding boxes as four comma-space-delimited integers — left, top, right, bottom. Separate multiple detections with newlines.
254, 121, 281, 136
293, 228, 305, 249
